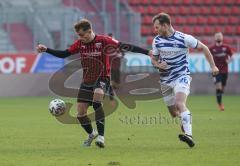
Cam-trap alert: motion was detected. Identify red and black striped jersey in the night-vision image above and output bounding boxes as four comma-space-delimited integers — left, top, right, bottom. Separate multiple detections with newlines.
68, 35, 119, 84
209, 44, 233, 73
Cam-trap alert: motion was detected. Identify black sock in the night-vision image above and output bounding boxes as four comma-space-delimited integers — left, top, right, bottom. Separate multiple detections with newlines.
216, 89, 223, 105
77, 116, 93, 135
93, 101, 105, 136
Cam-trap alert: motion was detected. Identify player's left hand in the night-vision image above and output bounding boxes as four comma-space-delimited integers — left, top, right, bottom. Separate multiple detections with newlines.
211, 66, 219, 76
226, 56, 231, 64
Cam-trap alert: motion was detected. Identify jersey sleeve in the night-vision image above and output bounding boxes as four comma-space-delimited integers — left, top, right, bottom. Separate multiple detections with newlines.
68, 40, 81, 54
105, 36, 120, 47
184, 34, 198, 49
226, 46, 233, 57
152, 38, 160, 58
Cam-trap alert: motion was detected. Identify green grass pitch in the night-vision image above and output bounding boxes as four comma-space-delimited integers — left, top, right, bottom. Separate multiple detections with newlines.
0, 96, 239, 166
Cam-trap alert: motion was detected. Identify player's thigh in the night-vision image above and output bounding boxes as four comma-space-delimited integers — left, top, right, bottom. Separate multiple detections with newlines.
77, 102, 90, 116
175, 92, 188, 106
161, 83, 175, 107
215, 82, 222, 90
77, 84, 94, 107
214, 74, 223, 89
174, 75, 191, 109
93, 78, 110, 102
221, 73, 228, 87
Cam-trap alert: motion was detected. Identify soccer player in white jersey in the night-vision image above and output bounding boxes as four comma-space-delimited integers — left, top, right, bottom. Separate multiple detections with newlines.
151, 13, 219, 148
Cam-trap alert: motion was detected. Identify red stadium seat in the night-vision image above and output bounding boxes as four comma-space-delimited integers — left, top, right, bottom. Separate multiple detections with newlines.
141, 26, 149, 36
150, 0, 159, 5
182, 26, 193, 34
220, 7, 231, 15
188, 16, 197, 25
168, 6, 179, 15
143, 16, 152, 25
236, 27, 240, 35
224, 26, 236, 35
215, 26, 224, 33
200, 7, 210, 15
203, 0, 213, 5
204, 26, 214, 35
210, 6, 219, 15
201, 37, 212, 46
147, 6, 156, 15
189, 6, 201, 15
141, 0, 149, 5
182, 0, 191, 5
229, 16, 239, 25
225, 0, 235, 5
224, 37, 234, 45
172, 0, 182, 5
193, 26, 204, 35
193, 0, 202, 5
136, 6, 146, 13
232, 6, 240, 15
179, 6, 189, 15
147, 36, 153, 45
215, 0, 223, 5
207, 16, 218, 25
219, 16, 228, 25
158, 7, 170, 14
175, 17, 186, 25
197, 16, 207, 24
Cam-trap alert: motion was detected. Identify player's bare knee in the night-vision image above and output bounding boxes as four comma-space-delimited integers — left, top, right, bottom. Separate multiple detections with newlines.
175, 101, 186, 112
77, 103, 88, 116
170, 111, 179, 118
93, 88, 104, 101
168, 105, 179, 118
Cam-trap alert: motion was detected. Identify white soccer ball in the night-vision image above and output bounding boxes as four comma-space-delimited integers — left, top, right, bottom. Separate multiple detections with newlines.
49, 99, 66, 116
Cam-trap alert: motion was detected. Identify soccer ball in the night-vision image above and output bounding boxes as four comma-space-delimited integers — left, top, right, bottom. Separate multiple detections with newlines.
49, 99, 66, 116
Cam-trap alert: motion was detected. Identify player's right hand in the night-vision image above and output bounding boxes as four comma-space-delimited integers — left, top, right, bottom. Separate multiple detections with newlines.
151, 57, 168, 70
36, 44, 47, 53
211, 66, 219, 76
157, 61, 168, 70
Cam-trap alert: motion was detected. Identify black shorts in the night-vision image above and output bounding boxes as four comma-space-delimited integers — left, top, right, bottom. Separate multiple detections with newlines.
213, 73, 228, 86
77, 77, 111, 104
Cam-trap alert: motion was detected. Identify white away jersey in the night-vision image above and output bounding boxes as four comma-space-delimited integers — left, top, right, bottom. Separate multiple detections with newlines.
152, 31, 198, 84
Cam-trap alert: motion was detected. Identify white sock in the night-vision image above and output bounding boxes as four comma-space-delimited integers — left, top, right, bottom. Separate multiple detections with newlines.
180, 110, 192, 136
89, 129, 96, 137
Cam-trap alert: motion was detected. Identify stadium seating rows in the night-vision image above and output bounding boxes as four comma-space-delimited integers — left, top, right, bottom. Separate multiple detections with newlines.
128, 0, 240, 51
3, 23, 33, 51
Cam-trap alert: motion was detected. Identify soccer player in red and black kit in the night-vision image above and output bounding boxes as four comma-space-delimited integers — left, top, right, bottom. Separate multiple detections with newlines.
36, 19, 151, 148
209, 32, 233, 111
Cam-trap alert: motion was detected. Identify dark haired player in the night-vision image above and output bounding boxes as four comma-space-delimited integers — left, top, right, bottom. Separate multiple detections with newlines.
209, 32, 233, 111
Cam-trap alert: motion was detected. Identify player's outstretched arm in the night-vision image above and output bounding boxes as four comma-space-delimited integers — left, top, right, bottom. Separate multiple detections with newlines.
119, 42, 151, 56
196, 41, 219, 75
36, 44, 71, 58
